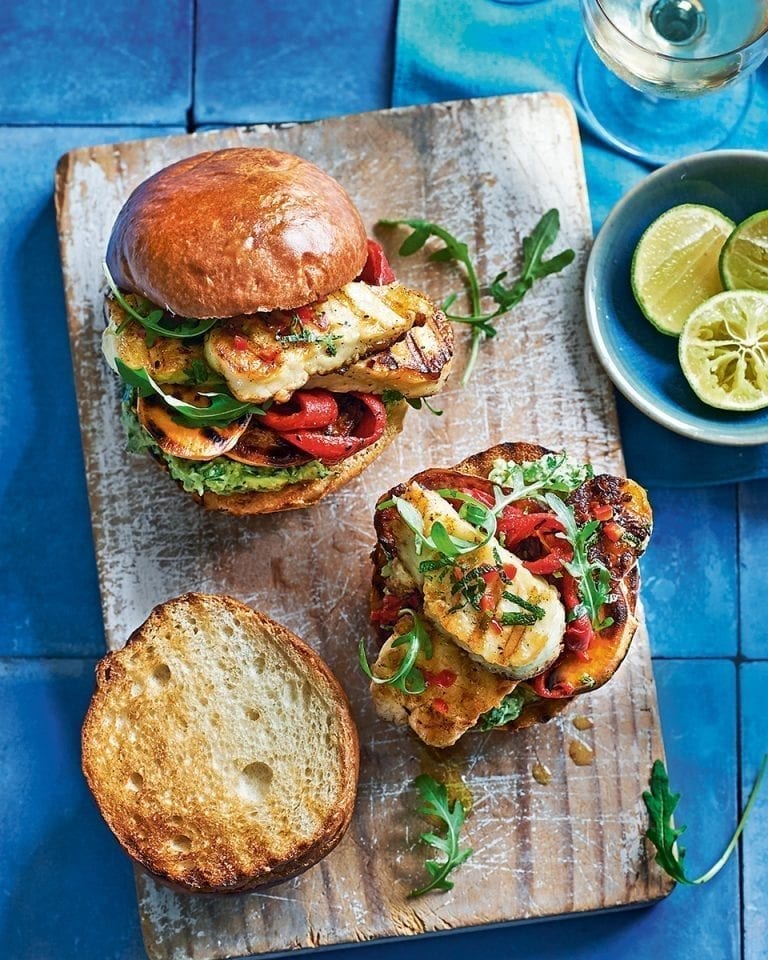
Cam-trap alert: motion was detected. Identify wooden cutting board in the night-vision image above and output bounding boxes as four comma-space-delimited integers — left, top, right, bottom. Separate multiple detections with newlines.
55, 93, 672, 960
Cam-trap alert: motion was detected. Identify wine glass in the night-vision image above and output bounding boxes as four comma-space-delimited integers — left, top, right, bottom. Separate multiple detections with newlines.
577, 0, 768, 164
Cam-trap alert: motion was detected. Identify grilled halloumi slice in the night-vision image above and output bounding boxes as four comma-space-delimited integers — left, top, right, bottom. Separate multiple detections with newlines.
205, 282, 424, 403
306, 305, 453, 398
103, 298, 208, 384
370, 618, 517, 748
392, 484, 566, 680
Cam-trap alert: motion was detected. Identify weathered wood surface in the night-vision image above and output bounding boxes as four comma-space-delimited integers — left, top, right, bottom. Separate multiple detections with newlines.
55, 94, 672, 960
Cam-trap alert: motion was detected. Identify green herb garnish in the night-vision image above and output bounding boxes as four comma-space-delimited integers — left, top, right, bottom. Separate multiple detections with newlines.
275, 315, 342, 356
449, 563, 497, 612
392, 491, 496, 559
409, 774, 473, 897
103, 262, 217, 345
379, 210, 574, 384
479, 690, 528, 730
358, 609, 432, 695
544, 492, 614, 631
115, 359, 266, 428
183, 358, 220, 386
644, 756, 768, 885
489, 451, 593, 510
382, 389, 443, 417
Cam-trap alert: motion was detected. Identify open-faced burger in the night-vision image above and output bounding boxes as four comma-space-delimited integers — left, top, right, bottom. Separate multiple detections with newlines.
362, 442, 652, 747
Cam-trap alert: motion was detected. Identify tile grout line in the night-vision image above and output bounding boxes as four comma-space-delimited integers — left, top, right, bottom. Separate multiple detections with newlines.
0, 122, 187, 129
736, 482, 745, 960
187, 0, 198, 133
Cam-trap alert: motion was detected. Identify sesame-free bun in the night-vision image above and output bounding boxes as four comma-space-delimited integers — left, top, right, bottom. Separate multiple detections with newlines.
81, 594, 360, 893
106, 148, 368, 319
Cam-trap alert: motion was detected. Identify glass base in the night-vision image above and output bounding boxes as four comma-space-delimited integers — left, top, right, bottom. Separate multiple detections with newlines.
576, 40, 753, 166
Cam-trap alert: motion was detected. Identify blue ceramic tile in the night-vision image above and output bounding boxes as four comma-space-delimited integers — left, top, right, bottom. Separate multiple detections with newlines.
266, 659, 739, 960
641, 486, 738, 658
0, 658, 143, 959
0, 659, 738, 960
741, 662, 768, 960
195, 0, 397, 123
0, 126, 182, 656
617, 393, 768, 488
0, 1, 192, 123
739, 480, 768, 660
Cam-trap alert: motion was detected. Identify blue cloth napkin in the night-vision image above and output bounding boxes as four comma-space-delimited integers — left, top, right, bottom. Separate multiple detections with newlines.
392, 0, 768, 487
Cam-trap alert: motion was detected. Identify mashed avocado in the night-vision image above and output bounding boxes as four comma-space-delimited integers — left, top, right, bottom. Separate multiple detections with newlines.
121, 403, 329, 497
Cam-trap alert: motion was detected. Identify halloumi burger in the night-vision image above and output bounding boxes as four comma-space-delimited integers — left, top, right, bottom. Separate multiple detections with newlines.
102, 147, 453, 514
361, 442, 653, 747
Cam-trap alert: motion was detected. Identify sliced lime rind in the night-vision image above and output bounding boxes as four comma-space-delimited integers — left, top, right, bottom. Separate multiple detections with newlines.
679, 290, 768, 411
720, 209, 768, 292
631, 204, 734, 336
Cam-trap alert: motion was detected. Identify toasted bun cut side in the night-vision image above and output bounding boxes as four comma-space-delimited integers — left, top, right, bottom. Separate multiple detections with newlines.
106, 148, 368, 318
81, 594, 359, 893
368, 441, 653, 744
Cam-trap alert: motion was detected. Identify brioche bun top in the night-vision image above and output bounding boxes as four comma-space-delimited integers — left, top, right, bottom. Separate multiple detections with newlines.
105, 148, 368, 318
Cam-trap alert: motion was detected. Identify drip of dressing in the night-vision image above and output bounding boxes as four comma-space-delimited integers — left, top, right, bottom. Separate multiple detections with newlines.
532, 761, 552, 785
573, 715, 594, 731
568, 739, 595, 766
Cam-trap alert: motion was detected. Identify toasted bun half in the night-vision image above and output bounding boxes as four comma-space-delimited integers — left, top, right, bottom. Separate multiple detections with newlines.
81, 594, 359, 893
198, 400, 408, 514
106, 148, 368, 319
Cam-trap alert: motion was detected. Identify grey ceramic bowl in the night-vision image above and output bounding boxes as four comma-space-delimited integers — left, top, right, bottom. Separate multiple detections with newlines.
585, 150, 768, 446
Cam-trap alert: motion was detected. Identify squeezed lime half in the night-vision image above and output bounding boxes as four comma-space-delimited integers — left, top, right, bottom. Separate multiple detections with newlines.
679, 290, 768, 411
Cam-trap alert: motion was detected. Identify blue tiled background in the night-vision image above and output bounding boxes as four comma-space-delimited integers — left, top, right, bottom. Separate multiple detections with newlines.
0, 2, 764, 959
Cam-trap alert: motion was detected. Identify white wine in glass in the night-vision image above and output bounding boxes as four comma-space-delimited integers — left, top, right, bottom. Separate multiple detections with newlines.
578, 0, 768, 162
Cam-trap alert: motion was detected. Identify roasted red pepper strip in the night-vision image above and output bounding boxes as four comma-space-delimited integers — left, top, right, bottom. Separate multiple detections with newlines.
447, 483, 496, 509
498, 510, 564, 546
370, 591, 421, 626
531, 672, 575, 699
261, 389, 339, 432
280, 392, 387, 463
564, 615, 593, 661
357, 239, 396, 285
559, 571, 594, 660
423, 669, 458, 689
523, 550, 571, 575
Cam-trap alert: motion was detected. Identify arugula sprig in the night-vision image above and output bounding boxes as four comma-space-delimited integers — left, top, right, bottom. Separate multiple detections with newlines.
381, 389, 443, 417
644, 756, 768, 885
358, 609, 432, 694
544, 492, 614, 631
392, 490, 497, 559
409, 774, 473, 897
103, 262, 217, 345
489, 451, 593, 510
379, 210, 574, 384
479, 689, 528, 731
116, 359, 266, 428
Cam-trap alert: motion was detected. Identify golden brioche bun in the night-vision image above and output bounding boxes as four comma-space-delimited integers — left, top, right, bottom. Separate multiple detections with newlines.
81, 594, 359, 893
106, 148, 368, 318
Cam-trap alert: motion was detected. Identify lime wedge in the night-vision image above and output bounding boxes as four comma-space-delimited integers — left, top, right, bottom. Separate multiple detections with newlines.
719, 209, 768, 291
631, 204, 734, 336
679, 290, 768, 411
